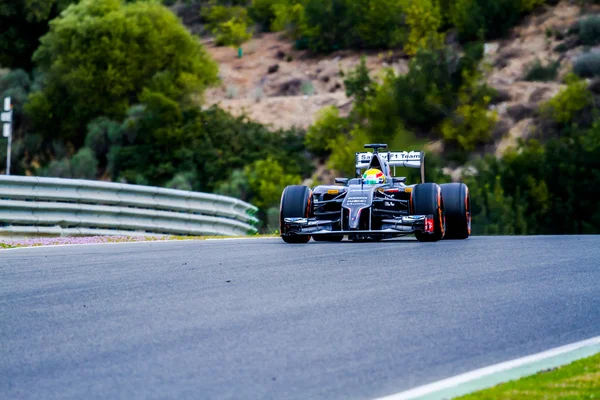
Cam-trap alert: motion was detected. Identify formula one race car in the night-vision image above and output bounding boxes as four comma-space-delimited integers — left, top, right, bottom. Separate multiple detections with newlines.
279, 143, 471, 243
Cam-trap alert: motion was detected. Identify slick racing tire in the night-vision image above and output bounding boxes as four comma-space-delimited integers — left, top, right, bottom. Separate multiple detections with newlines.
280, 185, 312, 244
411, 183, 445, 242
440, 183, 471, 240
313, 235, 344, 242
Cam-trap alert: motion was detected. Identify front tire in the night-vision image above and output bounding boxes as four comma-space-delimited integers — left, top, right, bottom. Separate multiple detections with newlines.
411, 183, 444, 242
440, 183, 471, 239
280, 185, 312, 244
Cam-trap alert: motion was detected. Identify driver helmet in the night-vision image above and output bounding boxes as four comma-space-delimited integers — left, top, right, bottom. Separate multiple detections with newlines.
362, 168, 386, 184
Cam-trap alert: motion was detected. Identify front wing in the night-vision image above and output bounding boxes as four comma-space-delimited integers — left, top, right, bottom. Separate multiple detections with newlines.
282, 215, 434, 236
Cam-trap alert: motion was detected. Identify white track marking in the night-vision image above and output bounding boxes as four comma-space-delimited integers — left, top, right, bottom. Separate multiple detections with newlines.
375, 335, 600, 400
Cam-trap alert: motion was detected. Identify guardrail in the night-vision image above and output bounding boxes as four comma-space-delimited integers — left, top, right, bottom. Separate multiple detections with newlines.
0, 176, 259, 237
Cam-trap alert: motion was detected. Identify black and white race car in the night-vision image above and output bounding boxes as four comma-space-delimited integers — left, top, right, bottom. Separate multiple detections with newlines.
279, 143, 471, 243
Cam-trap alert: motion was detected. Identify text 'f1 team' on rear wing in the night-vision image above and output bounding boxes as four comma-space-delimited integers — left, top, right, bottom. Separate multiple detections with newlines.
355, 150, 426, 183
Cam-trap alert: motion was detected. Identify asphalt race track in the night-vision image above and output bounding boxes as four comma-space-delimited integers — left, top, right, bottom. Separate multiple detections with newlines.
1, 236, 599, 400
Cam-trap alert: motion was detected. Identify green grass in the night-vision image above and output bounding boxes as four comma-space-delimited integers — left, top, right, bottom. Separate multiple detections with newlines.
456, 352, 600, 400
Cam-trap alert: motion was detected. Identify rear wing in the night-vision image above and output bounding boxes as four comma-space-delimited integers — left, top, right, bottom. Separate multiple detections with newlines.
355, 151, 426, 183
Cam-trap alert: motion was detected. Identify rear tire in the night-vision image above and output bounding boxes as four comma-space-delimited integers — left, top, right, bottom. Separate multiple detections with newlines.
280, 185, 312, 244
411, 183, 444, 242
440, 183, 471, 239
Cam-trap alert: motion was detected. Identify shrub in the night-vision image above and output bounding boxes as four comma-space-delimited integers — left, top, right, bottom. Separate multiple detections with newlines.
578, 14, 600, 46
441, 102, 497, 152
450, 0, 525, 42
271, 1, 306, 38
520, 0, 546, 11
248, 0, 280, 31
45, 158, 72, 178
274, 0, 406, 52
71, 147, 98, 179
542, 73, 592, 124
165, 171, 196, 191
573, 51, 600, 78
343, 56, 376, 105
244, 157, 301, 209
440, 70, 498, 152
215, 169, 249, 200
85, 117, 123, 165
522, 59, 560, 81
216, 18, 252, 48
204, 5, 253, 47
305, 106, 349, 156
403, 0, 444, 56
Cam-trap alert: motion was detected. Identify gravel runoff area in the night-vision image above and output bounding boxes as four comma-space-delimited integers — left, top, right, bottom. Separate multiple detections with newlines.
0, 235, 200, 249
0, 234, 273, 249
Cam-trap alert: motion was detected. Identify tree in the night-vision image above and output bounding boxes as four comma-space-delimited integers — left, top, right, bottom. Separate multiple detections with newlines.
26, 0, 218, 147
0, 0, 77, 71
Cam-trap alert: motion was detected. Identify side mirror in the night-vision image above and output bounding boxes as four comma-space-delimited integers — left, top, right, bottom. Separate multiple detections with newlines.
393, 177, 406, 184
335, 178, 349, 185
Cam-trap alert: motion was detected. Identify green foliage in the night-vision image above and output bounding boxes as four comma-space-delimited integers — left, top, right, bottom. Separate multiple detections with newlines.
464, 79, 600, 235
272, 0, 406, 52
365, 45, 481, 135
522, 59, 560, 82
348, 0, 407, 49
71, 147, 99, 179
217, 18, 253, 47
45, 158, 72, 178
403, 0, 444, 56
465, 115, 600, 235
215, 169, 250, 200
85, 117, 124, 168
343, 56, 376, 105
226, 0, 548, 52
0, 0, 77, 70
27, 0, 218, 146
519, 0, 546, 11
440, 88, 497, 152
245, 157, 301, 209
166, 171, 197, 191
320, 40, 492, 176
578, 14, 600, 46
205, 5, 252, 47
271, 1, 306, 38
327, 126, 371, 176
542, 73, 592, 124
450, 0, 538, 42
113, 103, 312, 205
573, 51, 600, 78
248, 0, 280, 30
305, 106, 350, 156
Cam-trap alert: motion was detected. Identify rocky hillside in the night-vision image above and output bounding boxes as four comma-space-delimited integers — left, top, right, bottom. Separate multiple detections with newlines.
182, 1, 599, 157
201, 33, 405, 130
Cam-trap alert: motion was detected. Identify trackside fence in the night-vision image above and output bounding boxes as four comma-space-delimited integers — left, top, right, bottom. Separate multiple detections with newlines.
0, 176, 259, 237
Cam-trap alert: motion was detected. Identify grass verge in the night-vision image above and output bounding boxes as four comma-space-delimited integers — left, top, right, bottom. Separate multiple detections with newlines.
456, 352, 600, 399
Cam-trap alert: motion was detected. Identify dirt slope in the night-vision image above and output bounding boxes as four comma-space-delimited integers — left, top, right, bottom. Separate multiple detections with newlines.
198, 1, 598, 156
203, 33, 407, 130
